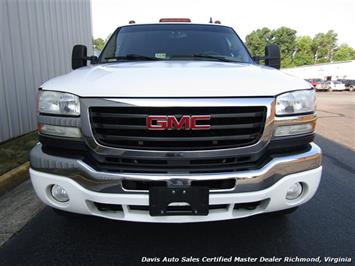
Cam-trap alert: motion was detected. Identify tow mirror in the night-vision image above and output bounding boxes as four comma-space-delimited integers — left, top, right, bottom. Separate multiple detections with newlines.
72, 45, 98, 70
264, 44, 281, 69
72, 45, 88, 70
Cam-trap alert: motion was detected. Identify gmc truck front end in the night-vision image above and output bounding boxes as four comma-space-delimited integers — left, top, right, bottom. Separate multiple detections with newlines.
30, 22, 322, 222
30, 96, 322, 222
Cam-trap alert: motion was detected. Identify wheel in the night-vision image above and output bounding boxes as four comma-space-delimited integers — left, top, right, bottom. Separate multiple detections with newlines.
271, 207, 298, 215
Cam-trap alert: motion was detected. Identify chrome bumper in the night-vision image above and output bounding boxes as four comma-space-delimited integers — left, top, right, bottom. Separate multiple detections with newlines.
30, 142, 321, 194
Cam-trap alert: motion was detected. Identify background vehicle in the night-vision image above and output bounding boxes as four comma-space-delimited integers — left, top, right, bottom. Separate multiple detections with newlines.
321, 80, 346, 91
338, 79, 355, 91
306, 78, 323, 89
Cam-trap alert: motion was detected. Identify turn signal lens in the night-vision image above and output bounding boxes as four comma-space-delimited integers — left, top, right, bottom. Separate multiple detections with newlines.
38, 124, 82, 138
274, 123, 313, 137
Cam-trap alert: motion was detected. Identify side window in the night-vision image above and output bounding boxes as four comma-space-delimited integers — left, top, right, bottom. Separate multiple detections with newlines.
115, 34, 124, 56
100, 30, 119, 60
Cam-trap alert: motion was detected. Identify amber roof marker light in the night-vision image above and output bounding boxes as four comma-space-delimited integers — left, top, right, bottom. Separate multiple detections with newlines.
159, 18, 191, 22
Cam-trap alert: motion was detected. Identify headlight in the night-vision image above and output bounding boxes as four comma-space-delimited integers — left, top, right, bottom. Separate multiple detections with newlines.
38, 91, 80, 116
276, 90, 315, 116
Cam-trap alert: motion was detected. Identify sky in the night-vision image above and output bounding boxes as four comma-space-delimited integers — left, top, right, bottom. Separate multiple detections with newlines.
92, 0, 355, 48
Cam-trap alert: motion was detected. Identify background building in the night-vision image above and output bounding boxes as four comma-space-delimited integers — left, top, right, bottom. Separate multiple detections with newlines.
0, 0, 93, 143
282, 60, 355, 81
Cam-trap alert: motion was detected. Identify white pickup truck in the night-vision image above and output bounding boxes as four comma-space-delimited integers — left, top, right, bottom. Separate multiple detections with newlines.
30, 20, 322, 223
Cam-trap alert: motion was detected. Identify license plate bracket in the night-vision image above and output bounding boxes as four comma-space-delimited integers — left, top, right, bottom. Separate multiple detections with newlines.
149, 186, 209, 216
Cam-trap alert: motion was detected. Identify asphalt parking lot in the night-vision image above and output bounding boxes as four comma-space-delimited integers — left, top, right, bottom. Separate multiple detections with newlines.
0, 92, 354, 265
316, 91, 355, 150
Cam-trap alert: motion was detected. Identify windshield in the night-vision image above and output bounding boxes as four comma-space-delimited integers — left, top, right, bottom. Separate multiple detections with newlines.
99, 24, 253, 63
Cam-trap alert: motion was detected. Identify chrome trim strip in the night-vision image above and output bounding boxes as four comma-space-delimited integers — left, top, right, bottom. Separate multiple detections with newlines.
104, 98, 273, 108
274, 113, 317, 125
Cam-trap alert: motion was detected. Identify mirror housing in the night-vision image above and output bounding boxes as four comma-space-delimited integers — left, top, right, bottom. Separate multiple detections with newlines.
71, 44, 98, 69
264, 44, 281, 69
72, 45, 88, 70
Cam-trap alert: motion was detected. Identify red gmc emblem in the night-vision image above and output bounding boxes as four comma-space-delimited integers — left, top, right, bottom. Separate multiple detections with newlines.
147, 115, 211, 130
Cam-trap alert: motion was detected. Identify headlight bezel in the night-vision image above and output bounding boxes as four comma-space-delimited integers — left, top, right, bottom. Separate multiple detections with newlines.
38, 90, 80, 116
275, 89, 315, 116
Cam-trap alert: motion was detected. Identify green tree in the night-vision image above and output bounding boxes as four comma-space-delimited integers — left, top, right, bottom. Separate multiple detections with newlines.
333, 44, 355, 61
312, 30, 337, 63
272, 27, 297, 67
245, 27, 273, 57
245, 27, 355, 67
245, 27, 297, 67
93, 38, 105, 51
293, 36, 314, 66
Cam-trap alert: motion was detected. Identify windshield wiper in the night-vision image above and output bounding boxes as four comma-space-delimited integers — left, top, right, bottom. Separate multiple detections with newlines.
105, 54, 243, 63
105, 54, 160, 61
192, 54, 242, 62
169, 54, 241, 63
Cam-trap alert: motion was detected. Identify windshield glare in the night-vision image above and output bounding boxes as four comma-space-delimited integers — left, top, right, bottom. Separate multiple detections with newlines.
99, 24, 253, 63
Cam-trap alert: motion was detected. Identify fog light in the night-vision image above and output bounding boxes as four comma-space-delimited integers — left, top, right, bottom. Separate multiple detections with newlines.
51, 184, 69, 202
286, 182, 303, 200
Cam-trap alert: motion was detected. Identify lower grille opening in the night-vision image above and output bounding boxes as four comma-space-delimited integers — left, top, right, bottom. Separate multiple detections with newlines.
234, 201, 263, 210
122, 179, 236, 191
94, 202, 123, 212
129, 204, 228, 212
191, 179, 236, 190
122, 180, 167, 190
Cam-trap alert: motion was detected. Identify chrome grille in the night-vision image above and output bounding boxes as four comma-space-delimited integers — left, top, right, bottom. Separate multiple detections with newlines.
89, 106, 266, 150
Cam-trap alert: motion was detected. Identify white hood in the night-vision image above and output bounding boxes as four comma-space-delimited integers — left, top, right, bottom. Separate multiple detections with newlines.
41, 61, 310, 97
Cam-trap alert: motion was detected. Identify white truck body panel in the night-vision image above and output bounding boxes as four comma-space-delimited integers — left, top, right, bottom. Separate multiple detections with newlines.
41, 61, 310, 97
